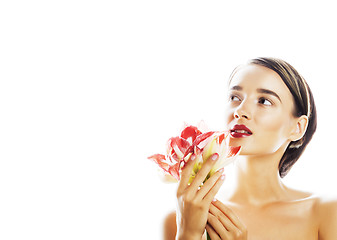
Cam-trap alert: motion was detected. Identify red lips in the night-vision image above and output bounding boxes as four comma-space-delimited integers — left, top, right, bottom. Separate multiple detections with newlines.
230, 124, 252, 138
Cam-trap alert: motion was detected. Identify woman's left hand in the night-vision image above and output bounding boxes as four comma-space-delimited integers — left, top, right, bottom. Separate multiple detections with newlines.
206, 199, 247, 240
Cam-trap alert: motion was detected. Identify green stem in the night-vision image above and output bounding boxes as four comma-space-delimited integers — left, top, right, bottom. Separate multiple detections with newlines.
206, 231, 211, 240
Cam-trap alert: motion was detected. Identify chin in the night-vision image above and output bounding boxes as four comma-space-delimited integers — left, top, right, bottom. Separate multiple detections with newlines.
228, 137, 247, 148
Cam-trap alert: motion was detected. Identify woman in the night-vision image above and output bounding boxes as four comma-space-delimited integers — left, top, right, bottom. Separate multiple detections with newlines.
163, 57, 337, 240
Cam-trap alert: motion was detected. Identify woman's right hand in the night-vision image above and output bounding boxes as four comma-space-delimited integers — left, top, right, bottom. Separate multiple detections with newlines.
175, 153, 226, 240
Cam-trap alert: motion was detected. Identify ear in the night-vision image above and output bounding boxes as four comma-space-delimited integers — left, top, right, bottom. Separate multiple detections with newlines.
289, 115, 309, 142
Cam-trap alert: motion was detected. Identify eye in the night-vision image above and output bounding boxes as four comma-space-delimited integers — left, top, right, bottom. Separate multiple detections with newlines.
258, 97, 272, 106
229, 94, 241, 102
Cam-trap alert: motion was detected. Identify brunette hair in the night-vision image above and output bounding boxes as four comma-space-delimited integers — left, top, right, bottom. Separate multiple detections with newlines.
230, 57, 317, 178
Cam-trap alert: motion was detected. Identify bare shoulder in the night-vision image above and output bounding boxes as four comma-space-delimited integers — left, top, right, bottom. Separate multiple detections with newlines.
316, 194, 337, 219
316, 195, 337, 239
163, 211, 177, 240
283, 187, 321, 208
286, 188, 337, 214
285, 186, 318, 200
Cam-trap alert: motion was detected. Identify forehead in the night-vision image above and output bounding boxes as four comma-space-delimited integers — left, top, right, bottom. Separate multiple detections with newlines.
229, 64, 292, 99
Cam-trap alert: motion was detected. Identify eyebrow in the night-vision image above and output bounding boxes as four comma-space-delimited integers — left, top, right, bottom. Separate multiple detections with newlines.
257, 88, 282, 102
230, 86, 242, 91
229, 85, 282, 102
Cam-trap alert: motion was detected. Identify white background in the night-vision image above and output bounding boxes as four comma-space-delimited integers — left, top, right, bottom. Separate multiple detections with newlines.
1, 0, 336, 239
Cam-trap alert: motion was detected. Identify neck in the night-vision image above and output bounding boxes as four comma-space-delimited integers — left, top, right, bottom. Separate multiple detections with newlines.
227, 151, 289, 206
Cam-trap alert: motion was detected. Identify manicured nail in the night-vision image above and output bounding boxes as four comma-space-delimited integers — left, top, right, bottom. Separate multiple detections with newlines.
211, 153, 218, 161
220, 174, 226, 180
218, 168, 224, 173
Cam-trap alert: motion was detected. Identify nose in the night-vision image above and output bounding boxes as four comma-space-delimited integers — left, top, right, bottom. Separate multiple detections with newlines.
234, 101, 251, 120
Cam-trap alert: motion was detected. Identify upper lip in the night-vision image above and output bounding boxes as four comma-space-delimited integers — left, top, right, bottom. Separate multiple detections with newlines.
230, 124, 253, 134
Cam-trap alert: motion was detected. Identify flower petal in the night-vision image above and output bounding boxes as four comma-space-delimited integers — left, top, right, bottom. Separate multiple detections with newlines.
148, 154, 170, 171
225, 146, 241, 158
180, 125, 202, 143
210, 145, 242, 173
168, 163, 180, 180
167, 136, 191, 161
182, 132, 216, 163
201, 135, 217, 162
193, 131, 215, 150
217, 132, 229, 145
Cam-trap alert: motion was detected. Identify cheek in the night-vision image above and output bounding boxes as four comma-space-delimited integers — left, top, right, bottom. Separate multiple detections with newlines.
257, 114, 284, 132
254, 110, 292, 146
257, 107, 292, 131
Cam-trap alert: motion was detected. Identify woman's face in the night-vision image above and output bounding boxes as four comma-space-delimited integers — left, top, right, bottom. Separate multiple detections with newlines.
225, 64, 298, 156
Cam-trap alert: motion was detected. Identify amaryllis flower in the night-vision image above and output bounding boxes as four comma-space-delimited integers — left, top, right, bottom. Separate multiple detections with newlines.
148, 125, 202, 181
148, 125, 241, 183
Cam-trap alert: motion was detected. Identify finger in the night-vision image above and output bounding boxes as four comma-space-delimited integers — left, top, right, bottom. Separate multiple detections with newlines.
195, 168, 224, 201
188, 153, 219, 195
211, 200, 246, 231
177, 154, 196, 194
207, 212, 230, 239
205, 223, 220, 240
209, 203, 237, 232
201, 172, 226, 204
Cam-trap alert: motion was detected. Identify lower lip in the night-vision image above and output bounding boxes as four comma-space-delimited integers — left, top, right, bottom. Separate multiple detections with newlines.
230, 131, 252, 138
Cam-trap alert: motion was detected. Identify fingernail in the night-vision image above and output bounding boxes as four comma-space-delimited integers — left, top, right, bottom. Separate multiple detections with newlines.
218, 168, 224, 173
212, 198, 217, 202
220, 174, 226, 180
190, 155, 196, 161
211, 153, 219, 161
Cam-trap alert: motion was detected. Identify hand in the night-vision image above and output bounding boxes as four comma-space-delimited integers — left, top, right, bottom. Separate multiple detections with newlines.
206, 200, 247, 240
175, 153, 226, 240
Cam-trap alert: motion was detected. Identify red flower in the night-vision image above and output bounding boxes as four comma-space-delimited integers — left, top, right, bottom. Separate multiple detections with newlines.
148, 125, 241, 182
148, 125, 202, 181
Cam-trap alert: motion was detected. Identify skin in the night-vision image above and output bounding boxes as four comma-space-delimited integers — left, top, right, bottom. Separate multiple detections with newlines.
163, 64, 337, 240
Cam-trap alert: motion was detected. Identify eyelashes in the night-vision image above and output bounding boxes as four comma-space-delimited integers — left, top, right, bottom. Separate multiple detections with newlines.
228, 94, 274, 106
229, 94, 241, 102
258, 97, 273, 106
